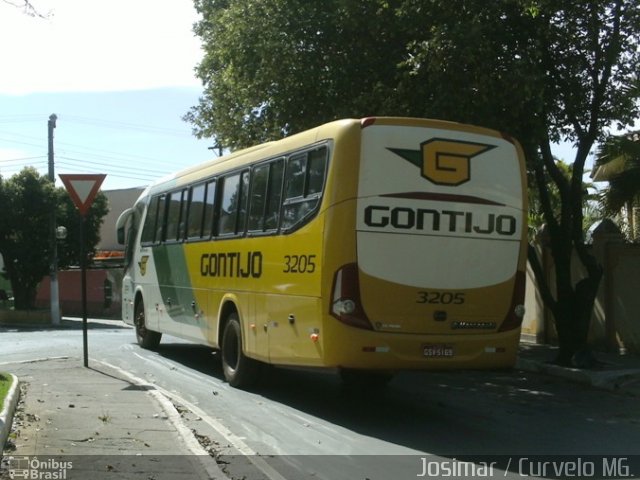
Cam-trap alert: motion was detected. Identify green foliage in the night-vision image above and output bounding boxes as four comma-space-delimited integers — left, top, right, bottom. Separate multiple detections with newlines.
594, 131, 640, 214
0, 372, 12, 412
0, 168, 56, 309
528, 160, 602, 239
187, 0, 412, 148
0, 168, 109, 310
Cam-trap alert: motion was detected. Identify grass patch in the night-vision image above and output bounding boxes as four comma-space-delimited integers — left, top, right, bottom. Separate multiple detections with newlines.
0, 372, 14, 412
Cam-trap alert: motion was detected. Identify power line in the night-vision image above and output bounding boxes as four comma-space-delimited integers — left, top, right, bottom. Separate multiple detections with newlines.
0, 128, 201, 171
0, 134, 46, 150
0, 114, 46, 123
56, 166, 154, 182
0, 114, 209, 186
0, 155, 47, 163
0, 114, 192, 137
55, 144, 183, 170
56, 157, 169, 178
61, 114, 194, 138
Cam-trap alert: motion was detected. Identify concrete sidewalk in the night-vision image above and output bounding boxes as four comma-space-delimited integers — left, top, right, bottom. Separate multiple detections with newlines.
0, 357, 225, 479
517, 342, 640, 396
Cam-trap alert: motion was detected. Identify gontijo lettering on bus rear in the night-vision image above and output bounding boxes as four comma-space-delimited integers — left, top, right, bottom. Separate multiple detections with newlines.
363, 205, 518, 237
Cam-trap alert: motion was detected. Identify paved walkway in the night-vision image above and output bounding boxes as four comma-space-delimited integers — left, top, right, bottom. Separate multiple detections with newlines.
0, 357, 225, 479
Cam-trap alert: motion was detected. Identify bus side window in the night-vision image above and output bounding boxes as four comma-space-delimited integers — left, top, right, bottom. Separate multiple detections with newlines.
141, 195, 161, 245
249, 158, 285, 233
156, 195, 167, 242
219, 173, 241, 235
282, 146, 327, 231
285, 153, 306, 199
178, 189, 189, 241
237, 171, 250, 234
203, 180, 216, 238
248, 164, 269, 232
165, 190, 185, 242
187, 183, 206, 239
307, 147, 327, 195
265, 159, 284, 230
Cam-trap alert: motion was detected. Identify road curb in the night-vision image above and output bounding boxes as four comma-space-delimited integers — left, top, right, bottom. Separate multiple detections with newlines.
516, 357, 640, 397
0, 373, 20, 450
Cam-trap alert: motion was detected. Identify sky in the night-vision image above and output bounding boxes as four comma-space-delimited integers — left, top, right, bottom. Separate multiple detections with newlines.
0, 0, 587, 195
0, 0, 212, 191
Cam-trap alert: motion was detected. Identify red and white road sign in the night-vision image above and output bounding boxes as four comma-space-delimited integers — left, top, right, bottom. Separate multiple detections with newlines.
59, 174, 106, 216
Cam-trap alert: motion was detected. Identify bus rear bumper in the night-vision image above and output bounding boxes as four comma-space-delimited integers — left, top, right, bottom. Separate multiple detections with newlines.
325, 328, 521, 371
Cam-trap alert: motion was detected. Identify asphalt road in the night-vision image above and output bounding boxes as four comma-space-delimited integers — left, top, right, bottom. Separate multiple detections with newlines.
2, 320, 640, 479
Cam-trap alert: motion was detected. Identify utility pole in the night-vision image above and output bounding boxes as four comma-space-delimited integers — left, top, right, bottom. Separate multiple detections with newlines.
48, 113, 60, 325
208, 140, 224, 157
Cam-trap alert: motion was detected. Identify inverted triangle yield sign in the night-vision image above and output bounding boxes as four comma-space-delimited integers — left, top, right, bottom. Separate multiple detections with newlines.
59, 174, 106, 216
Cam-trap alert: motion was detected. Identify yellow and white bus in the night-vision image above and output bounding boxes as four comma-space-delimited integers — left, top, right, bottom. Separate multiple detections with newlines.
116, 117, 528, 388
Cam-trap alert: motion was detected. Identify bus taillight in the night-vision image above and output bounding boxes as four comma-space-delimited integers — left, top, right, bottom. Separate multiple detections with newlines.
498, 270, 526, 332
330, 263, 373, 330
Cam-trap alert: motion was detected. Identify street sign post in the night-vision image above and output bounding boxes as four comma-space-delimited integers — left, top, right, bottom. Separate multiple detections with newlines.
59, 174, 106, 368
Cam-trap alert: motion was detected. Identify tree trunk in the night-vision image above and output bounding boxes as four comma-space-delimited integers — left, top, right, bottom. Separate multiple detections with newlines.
544, 219, 603, 366
551, 261, 602, 367
11, 283, 36, 310
4, 261, 38, 310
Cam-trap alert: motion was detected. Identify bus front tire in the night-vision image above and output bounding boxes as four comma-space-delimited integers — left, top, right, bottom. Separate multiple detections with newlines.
221, 314, 261, 389
134, 300, 162, 350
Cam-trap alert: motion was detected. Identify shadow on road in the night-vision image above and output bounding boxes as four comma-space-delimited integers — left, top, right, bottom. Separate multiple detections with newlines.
148, 341, 640, 457
0, 318, 133, 332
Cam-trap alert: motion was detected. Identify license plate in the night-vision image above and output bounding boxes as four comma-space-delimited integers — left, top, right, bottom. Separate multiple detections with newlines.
423, 344, 454, 357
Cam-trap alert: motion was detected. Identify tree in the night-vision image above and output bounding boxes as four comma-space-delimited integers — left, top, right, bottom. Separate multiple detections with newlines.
0, 168, 109, 310
417, 0, 639, 365
185, 0, 412, 148
187, 0, 640, 365
528, 160, 601, 240
1, 0, 49, 18
593, 130, 640, 239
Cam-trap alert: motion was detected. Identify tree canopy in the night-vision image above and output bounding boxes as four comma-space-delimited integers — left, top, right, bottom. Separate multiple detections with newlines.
0, 168, 109, 309
187, 0, 638, 153
187, 0, 640, 364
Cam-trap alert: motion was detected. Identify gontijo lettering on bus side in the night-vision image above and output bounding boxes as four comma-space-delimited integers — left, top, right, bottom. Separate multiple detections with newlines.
200, 251, 263, 278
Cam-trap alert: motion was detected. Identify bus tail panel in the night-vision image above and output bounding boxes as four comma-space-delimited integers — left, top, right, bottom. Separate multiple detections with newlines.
356, 119, 527, 337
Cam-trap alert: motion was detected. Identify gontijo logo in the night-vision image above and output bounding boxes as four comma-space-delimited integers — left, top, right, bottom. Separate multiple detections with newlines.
388, 138, 495, 186
138, 255, 149, 276
358, 137, 520, 240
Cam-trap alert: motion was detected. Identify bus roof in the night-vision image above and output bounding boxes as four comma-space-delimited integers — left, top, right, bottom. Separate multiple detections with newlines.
141, 117, 515, 198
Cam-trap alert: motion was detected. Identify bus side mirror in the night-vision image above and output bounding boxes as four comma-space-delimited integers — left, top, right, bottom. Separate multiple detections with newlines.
116, 208, 134, 246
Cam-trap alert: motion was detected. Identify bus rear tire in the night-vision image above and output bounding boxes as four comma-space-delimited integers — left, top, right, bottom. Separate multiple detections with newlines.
221, 313, 261, 389
134, 299, 162, 350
